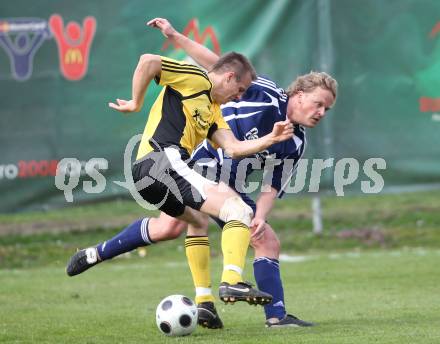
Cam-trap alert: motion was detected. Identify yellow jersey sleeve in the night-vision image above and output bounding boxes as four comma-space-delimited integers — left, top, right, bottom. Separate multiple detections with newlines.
156, 56, 211, 96
207, 105, 231, 149
215, 116, 230, 131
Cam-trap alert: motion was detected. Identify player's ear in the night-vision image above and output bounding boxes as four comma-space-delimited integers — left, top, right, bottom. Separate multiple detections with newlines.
296, 90, 304, 104
225, 71, 235, 83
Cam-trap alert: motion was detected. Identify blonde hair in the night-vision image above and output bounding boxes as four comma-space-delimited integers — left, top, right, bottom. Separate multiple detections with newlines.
286, 71, 338, 100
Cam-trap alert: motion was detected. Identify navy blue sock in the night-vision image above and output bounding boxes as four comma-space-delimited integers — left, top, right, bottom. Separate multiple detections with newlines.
97, 218, 153, 260
253, 257, 286, 320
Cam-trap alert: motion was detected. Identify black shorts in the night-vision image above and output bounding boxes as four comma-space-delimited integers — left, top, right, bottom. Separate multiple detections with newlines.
132, 146, 216, 217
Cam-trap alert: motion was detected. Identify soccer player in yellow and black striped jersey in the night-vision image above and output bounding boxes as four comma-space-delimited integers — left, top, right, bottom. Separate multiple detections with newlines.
67, 44, 294, 318
136, 56, 228, 160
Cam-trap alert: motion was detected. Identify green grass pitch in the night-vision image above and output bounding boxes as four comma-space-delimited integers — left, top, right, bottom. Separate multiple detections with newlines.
1, 191, 440, 343
1, 248, 439, 343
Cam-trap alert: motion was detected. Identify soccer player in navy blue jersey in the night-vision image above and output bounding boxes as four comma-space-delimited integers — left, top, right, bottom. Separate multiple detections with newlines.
66, 18, 337, 329
146, 18, 337, 328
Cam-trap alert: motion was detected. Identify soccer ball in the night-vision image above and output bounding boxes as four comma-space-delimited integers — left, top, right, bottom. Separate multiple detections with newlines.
155, 295, 198, 336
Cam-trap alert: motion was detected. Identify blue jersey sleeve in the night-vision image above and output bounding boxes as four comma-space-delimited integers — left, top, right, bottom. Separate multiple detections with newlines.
192, 140, 221, 162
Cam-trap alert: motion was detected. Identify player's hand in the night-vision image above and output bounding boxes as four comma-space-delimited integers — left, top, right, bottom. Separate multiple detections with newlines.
271, 120, 294, 143
108, 99, 139, 113
146, 18, 177, 39
250, 217, 267, 241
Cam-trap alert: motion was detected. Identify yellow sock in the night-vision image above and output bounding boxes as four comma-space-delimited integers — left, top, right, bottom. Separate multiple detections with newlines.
221, 220, 250, 284
185, 236, 215, 304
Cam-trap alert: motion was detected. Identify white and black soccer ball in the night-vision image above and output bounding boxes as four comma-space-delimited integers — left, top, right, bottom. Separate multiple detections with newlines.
155, 295, 198, 337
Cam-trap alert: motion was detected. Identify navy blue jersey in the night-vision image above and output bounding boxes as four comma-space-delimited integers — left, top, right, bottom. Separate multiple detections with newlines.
192, 76, 306, 201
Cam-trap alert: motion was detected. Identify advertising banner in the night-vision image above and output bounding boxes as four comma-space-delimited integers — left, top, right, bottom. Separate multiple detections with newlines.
0, 0, 439, 212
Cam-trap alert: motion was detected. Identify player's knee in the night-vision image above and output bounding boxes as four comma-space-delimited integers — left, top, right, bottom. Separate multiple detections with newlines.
197, 214, 210, 229
218, 196, 253, 227
163, 221, 186, 240
254, 225, 280, 255
267, 230, 281, 255
188, 216, 209, 235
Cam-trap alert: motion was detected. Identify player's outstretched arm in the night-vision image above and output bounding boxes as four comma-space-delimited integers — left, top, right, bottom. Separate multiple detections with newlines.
210, 120, 294, 159
147, 17, 219, 69
109, 54, 161, 113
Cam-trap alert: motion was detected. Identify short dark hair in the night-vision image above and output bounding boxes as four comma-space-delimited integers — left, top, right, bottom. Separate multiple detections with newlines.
210, 52, 257, 81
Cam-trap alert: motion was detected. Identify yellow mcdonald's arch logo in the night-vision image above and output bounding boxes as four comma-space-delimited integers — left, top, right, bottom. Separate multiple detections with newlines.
64, 48, 83, 64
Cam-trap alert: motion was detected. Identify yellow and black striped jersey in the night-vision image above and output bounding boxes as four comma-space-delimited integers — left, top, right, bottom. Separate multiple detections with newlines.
136, 56, 230, 160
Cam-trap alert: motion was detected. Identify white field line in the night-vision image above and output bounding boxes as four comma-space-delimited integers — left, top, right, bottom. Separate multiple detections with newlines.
1, 249, 440, 276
